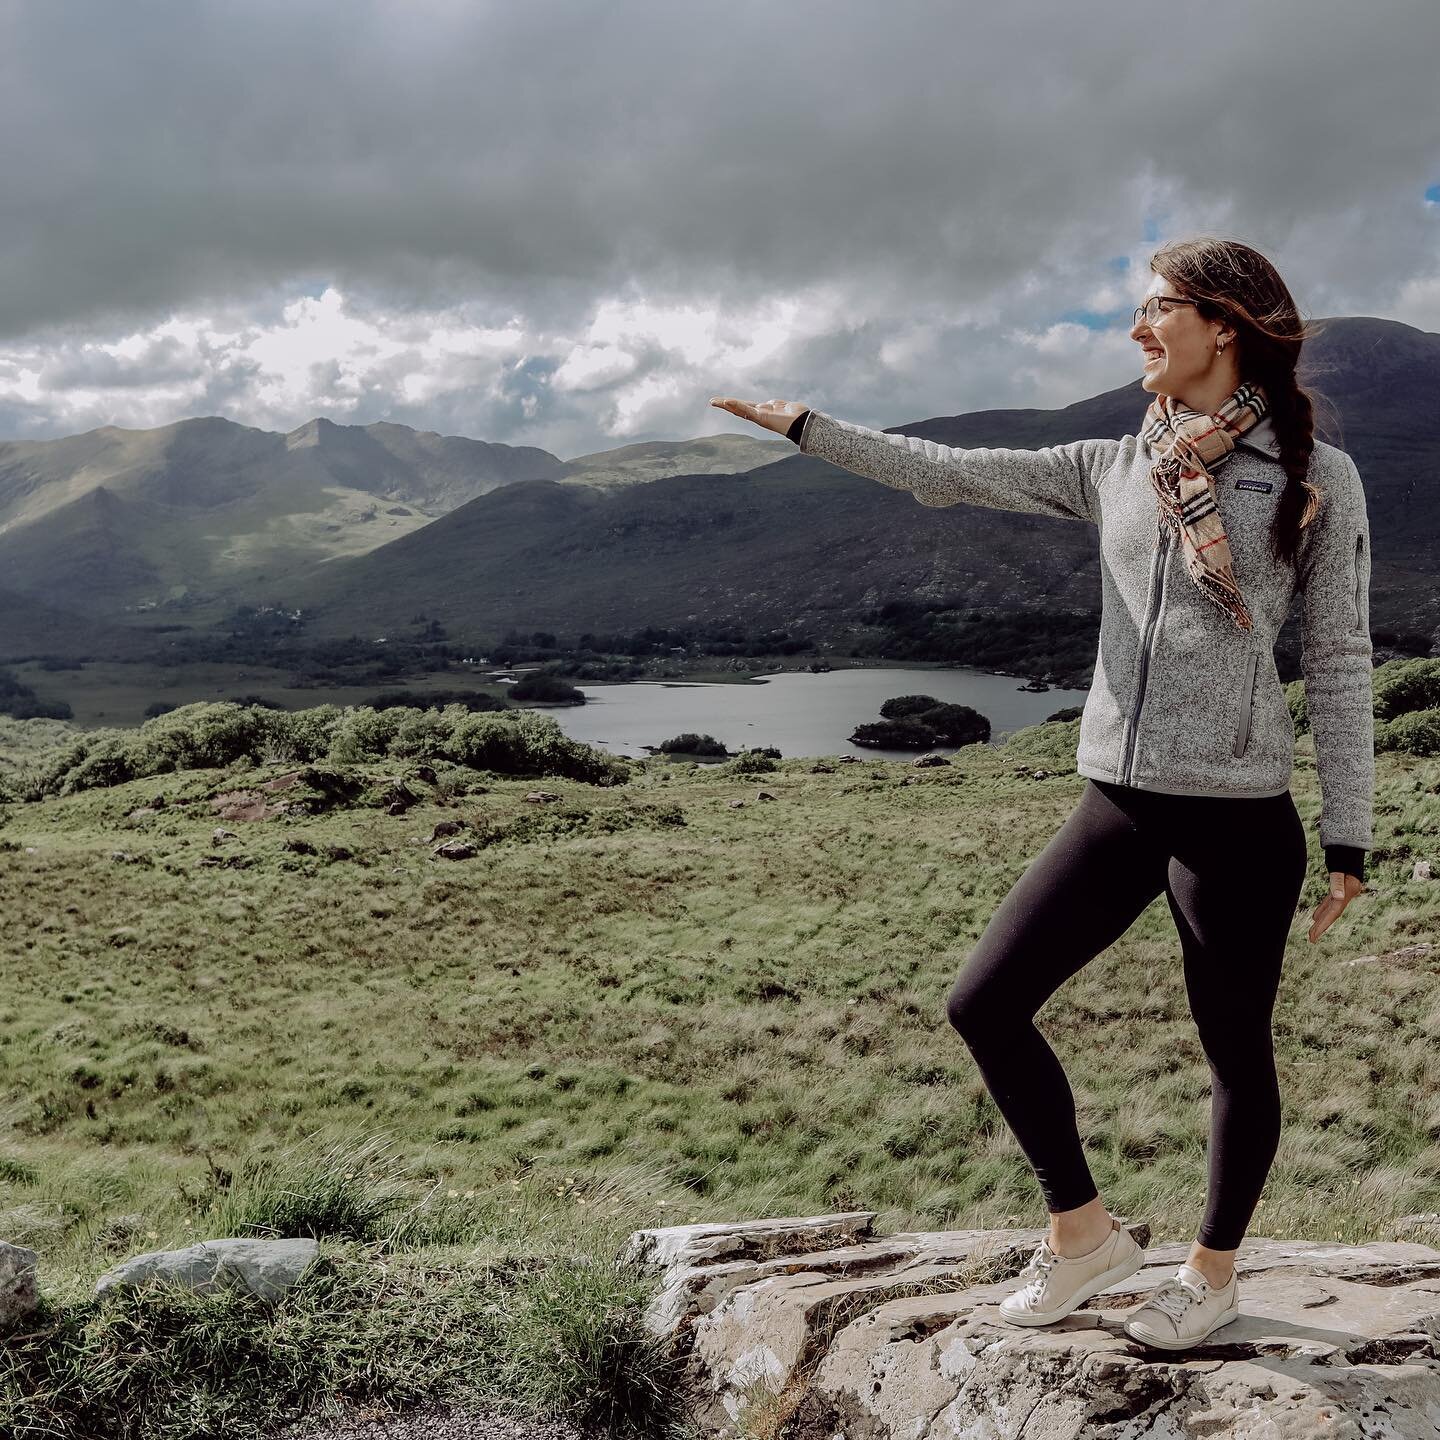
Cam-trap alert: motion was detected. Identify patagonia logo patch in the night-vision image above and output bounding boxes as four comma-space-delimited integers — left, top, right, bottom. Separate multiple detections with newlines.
1234, 477, 1274, 493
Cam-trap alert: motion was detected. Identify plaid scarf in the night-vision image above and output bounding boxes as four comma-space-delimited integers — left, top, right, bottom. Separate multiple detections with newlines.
1141, 380, 1270, 632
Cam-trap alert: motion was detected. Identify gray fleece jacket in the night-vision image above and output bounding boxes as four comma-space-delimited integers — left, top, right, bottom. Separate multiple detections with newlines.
791, 406, 1375, 879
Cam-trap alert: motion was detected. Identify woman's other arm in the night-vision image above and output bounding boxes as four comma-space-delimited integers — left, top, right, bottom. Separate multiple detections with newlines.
1298, 452, 1375, 888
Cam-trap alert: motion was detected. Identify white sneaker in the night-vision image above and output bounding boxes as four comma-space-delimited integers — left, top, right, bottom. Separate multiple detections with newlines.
1123, 1263, 1241, 1350
998, 1217, 1145, 1326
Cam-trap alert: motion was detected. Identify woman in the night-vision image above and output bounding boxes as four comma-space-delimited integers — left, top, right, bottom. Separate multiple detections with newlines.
709, 236, 1373, 1351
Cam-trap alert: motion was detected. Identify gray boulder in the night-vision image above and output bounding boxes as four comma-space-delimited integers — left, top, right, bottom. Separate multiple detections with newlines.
625, 1213, 1440, 1437
95, 1236, 319, 1303
0, 1240, 40, 1329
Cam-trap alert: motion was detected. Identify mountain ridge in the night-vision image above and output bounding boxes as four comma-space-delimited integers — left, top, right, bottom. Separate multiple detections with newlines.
1, 316, 1435, 660
274, 316, 1439, 653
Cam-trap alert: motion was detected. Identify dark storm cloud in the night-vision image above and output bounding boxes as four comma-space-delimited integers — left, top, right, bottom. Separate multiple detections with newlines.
1, 0, 1438, 446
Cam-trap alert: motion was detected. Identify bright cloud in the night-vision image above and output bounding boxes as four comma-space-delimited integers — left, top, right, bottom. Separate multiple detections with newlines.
0, 0, 1437, 452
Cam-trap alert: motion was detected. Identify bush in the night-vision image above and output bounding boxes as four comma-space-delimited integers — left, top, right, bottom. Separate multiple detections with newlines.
387, 705, 466, 760
728, 749, 779, 775
878, 694, 944, 720
54, 736, 139, 793
658, 733, 728, 757
509, 672, 586, 704
278, 704, 344, 763
862, 696, 989, 748
1373, 657, 1440, 723
448, 710, 625, 784
907, 702, 988, 745
1375, 707, 1440, 756
326, 706, 410, 765
30, 701, 629, 796
850, 716, 945, 750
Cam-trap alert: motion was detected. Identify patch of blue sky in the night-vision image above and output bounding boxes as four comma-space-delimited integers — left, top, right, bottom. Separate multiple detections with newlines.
1425, 183, 1440, 204
1106, 255, 1131, 274
1057, 305, 1135, 331
1142, 217, 1161, 242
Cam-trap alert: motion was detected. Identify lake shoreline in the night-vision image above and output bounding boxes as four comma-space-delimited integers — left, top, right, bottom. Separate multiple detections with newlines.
623, 655, 1070, 690
532, 662, 1090, 761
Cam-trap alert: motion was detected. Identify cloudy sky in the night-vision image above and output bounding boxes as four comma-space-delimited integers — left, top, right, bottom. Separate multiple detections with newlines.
2, 0, 1437, 457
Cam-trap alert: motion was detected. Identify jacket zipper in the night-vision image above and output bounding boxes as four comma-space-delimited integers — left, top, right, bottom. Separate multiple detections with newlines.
1120, 521, 1170, 786
1352, 534, 1364, 630
1232, 645, 1259, 758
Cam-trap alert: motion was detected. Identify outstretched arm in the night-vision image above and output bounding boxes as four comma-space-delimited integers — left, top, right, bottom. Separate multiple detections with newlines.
791, 408, 1113, 526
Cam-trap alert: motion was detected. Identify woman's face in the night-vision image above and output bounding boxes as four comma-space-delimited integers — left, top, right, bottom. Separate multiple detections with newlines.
1130, 274, 1234, 401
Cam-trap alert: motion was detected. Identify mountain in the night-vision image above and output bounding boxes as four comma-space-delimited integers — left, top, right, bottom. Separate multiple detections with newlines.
278, 317, 1440, 651
0, 415, 569, 616
0, 415, 797, 620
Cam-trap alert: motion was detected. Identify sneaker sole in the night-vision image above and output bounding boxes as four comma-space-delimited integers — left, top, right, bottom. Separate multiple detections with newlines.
1123, 1301, 1241, 1349
998, 1242, 1146, 1326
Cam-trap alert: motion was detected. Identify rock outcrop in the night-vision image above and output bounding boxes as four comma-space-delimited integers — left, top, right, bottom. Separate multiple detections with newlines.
623, 1213, 1440, 1437
95, 1236, 319, 1303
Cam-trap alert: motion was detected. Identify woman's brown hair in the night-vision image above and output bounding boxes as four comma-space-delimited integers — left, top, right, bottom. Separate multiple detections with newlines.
1148, 235, 1336, 572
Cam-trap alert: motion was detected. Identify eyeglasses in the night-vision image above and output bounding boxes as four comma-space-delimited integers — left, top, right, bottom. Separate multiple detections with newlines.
1133, 296, 1199, 327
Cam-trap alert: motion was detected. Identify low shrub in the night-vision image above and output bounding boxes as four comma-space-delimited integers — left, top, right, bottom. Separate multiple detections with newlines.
29, 703, 630, 796
658, 733, 728, 757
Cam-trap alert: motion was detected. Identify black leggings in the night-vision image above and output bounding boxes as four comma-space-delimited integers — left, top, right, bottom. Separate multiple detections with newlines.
945, 777, 1308, 1250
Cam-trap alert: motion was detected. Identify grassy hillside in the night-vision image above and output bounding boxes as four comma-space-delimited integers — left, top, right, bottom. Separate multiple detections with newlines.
0, 705, 1436, 1434
558, 431, 792, 489
1, 719, 1435, 1278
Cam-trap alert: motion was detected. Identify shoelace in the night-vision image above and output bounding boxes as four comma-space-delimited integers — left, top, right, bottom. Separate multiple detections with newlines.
1018, 1242, 1058, 1299
1147, 1275, 1207, 1323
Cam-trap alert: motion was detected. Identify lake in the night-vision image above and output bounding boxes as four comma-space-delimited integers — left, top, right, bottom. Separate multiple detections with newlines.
537, 665, 1090, 760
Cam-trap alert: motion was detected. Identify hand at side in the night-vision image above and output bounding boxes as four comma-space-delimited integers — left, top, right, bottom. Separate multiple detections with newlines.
1307, 871, 1365, 942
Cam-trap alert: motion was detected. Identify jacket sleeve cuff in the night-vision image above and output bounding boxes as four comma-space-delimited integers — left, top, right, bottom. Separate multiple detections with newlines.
786, 408, 811, 444
1324, 843, 1366, 883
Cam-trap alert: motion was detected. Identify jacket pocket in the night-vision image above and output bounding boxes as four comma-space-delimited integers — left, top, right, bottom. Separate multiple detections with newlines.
1232, 645, 1259, 758
1352, 532, 1365, 631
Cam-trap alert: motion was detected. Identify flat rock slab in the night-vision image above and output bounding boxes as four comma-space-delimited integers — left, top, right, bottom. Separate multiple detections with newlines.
624, 1213, 1440, 1438
95, 1236, 319, 1304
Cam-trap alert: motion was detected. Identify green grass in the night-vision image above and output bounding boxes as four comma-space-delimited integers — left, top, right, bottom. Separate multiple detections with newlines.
0, 717, 1437, 1434
0, 1132, 695, 1439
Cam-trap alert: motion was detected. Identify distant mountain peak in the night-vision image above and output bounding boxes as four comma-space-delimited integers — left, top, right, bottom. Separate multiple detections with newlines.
285, 416, 344, 448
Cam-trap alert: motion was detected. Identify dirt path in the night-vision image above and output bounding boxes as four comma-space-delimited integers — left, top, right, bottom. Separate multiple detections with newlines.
278, 1404, 594, 1440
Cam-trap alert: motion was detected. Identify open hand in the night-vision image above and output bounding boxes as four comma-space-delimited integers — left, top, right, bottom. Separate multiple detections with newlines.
710, 395, 809, 436
1307, 871, 1365, 943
